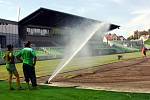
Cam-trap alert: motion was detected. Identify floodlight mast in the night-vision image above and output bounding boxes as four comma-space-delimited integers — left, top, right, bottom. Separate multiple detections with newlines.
17, 7, 21, 21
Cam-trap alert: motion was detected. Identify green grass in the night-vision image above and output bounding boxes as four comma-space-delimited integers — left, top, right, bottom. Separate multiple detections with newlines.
0, 81, 150, 100
144, 39, 150, 45
0, 51, 148, 80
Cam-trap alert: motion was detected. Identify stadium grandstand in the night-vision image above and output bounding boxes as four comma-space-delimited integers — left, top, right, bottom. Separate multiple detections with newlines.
0, 7, 119, 64
18, 8, 119, 47
0, 7, 119, 48
0, 18, 19, 48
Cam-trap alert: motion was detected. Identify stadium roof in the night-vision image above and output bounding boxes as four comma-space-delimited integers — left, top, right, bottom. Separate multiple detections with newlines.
19, 7, 119, 30
0, 18, 17, 25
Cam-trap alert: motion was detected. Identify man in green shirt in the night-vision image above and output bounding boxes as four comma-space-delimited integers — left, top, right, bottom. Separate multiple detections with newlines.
3, 44, 22, 90
16, 41, 37, 89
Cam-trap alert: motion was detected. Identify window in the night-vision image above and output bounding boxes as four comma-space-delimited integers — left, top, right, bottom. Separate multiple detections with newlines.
27, 27, 52, 36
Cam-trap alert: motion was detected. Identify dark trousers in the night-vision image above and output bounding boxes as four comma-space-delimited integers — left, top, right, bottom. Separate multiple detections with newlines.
23, 64, 37, 87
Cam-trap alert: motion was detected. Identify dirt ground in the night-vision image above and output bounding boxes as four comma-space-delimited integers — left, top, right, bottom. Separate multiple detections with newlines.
37, 57, 150, 93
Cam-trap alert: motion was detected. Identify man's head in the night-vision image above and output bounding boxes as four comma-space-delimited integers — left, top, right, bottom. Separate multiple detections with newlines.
24, 41, 31, 47
7, 44, 13, 51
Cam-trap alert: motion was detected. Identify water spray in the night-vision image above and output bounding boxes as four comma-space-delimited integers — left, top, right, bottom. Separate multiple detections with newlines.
48, 23, 110, 83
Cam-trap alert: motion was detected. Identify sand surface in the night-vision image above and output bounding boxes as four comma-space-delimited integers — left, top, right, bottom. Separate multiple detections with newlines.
38, 57, 150, 93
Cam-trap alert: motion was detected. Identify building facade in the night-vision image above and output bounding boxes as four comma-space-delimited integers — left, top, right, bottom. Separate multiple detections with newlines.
0, 19, 18, 48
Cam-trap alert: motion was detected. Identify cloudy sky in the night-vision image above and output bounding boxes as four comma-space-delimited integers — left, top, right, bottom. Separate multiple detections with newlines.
0, 0, 150, 38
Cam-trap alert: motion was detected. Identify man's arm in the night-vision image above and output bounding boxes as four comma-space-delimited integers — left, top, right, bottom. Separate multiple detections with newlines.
33, 56, 37, 66
16, 51, 23, 62
17, 57, 23, 62
3, 55, 6, 61
31, 49, 37, 66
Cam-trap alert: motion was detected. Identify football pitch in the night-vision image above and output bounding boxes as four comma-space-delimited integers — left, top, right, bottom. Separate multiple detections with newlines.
1, 52, 150, 100
0, 52, 144, 80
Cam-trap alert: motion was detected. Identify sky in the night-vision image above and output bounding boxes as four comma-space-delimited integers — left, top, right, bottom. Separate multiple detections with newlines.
0, 0, 150, 38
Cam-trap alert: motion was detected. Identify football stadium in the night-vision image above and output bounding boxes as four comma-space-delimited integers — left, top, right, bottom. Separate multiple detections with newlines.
1, 7, 150, 100
0, 8, 120, 63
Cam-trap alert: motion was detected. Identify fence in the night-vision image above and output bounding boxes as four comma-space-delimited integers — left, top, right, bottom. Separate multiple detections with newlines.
0, 47, 64, 65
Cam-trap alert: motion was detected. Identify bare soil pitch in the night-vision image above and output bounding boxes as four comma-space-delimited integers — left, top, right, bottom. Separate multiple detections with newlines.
38, 57, 150, 93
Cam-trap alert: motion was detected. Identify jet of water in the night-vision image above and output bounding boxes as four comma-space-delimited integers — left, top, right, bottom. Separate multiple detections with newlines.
48, 22, 110, 83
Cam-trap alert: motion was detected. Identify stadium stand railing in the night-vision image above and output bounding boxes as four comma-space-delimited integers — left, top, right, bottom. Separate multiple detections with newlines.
0, 47, 64, 65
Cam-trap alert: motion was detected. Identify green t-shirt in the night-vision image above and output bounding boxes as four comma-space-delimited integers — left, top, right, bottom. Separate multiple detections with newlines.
16, 48, 36, 66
